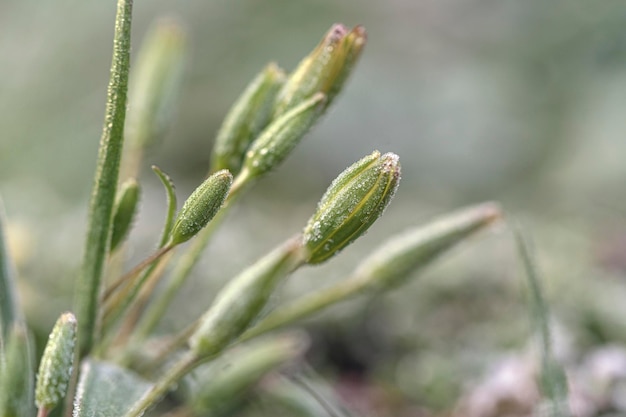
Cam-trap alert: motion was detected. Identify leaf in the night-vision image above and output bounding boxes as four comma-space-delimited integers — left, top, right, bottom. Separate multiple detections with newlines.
0, 324, 35, 417
151, 165, 177, 247
0, 197, 21, 343
74, 0, 134, 357
73, 360, 152, 417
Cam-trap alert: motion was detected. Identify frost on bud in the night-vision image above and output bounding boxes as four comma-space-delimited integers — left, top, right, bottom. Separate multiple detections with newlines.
302, 151, 400, 264
353, 202, 502, 291
242, 93, 325, 180
170, 170, 233, 245
109, 179, 141, 252
211, 63, 286, 175
189, 239, 305, 357
273, 24, 366, 117
126, 19, 186, 150
35, 312, 77, 413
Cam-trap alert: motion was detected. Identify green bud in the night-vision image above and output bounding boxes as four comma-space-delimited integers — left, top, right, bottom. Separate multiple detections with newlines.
302, 151, 400, 264
274, 24, 366, 117
35, 313, 77, 413
189, 239, 304, 357
353, 202, 501, 291
211, 63, 286, 175
190, 332, 308, 415
242, 93, 325, 179
170, 170, 233, 245
126, 19, 186, 149
109, 178, 141, 252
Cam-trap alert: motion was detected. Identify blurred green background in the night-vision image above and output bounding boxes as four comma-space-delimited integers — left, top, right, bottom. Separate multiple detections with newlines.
2, 0, 626, 415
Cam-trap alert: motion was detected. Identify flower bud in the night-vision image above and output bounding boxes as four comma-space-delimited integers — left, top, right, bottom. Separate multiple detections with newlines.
35, 312, 77, 413
211, 63, 286, 175
242, 93, 325, 179
126, 19, 186, 150
189, 238, 304, 357
109, 178, 141, 252
302, 151, 400, 264
353, 202, 501, 291
274, 24, 366, 117
170, 170, 233, 245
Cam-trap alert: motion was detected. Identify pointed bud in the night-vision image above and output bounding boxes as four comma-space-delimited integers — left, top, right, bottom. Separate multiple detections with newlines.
353, 202, 502, 291
242, 93, 325, 180
109, 179, 141, 252
190, 239, 304, 357
302, 151, 400, 264
211, 63, 286, 175
35, 312, 77, 414
274, 24, 366, 117
170, 170, 233, 245
126, 19, 186, 150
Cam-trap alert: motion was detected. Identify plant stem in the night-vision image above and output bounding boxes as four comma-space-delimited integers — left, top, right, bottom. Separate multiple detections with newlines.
123, 352, 202, 417
74, 0, 133, 357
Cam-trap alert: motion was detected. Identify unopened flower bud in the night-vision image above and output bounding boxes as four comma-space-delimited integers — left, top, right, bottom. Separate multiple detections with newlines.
274, 24, 366, 117
109, 178, 141, 252
35, 312, 77, 413
170, 170, 232, 245
242, 93, 325, 179
302, 151, 400, 264
353, 202, 502, 291
126, 19, 186, 150
189, 239, 304, 357
211, 63, 286, 175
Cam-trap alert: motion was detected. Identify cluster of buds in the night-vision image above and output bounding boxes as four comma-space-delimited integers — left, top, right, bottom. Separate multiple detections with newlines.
210, 24, 367, 180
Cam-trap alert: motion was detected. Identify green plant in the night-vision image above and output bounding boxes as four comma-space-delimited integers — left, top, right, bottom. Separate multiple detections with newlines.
0, 1, 567, 416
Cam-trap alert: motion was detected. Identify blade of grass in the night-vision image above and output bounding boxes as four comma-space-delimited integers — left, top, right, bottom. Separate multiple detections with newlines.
74, 0, 134, 357
0, 197, 22, 343
512, 223, 570, 417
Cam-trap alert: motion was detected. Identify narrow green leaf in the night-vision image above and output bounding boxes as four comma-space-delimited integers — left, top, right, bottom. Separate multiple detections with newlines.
0, 197, 21, 343
0, 324, 35, 417
73, 360, 152, 417
74, 0, 134, 357
513, 225, 571, 417
110, 179, 141, 253
152, 165, 178, 247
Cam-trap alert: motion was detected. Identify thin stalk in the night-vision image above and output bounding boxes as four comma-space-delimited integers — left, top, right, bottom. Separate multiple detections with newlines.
103, 244, 174, 301
240, 278, 359, 342
513, 223, 569, 417
123, 352, 203, 417
74, 0, 133, 357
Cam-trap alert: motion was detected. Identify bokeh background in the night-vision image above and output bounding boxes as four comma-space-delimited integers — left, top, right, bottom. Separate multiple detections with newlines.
2, 1, 626, 415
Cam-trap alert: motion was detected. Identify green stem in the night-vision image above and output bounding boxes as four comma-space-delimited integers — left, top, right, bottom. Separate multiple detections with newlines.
240, 277, 361, 342
123, 352, 202, 417
74, 0, 134, 357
